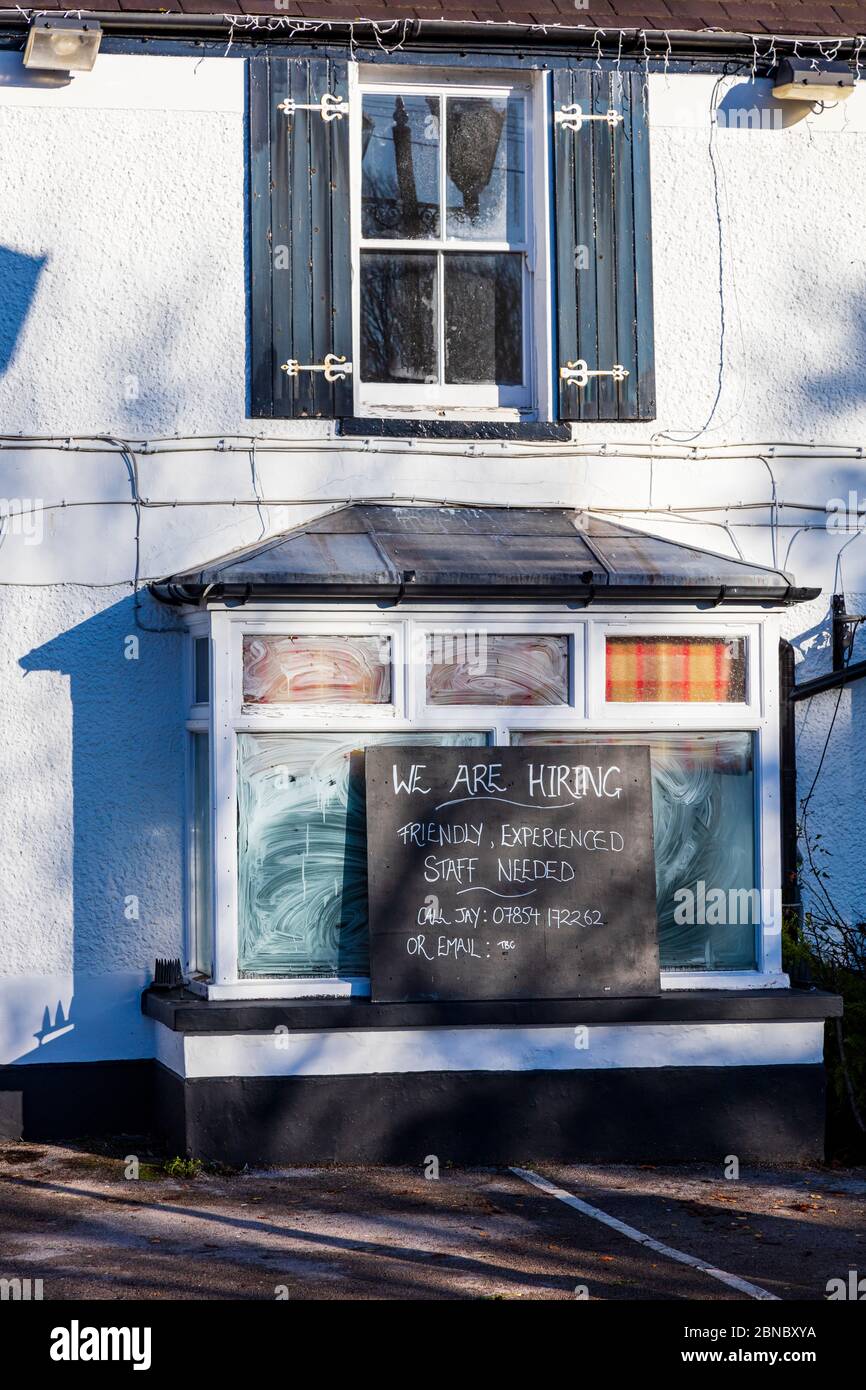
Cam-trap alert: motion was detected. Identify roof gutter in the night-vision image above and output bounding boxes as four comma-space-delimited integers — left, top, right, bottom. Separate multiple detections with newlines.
150, 580, 821, 607
0, 14, 861, 63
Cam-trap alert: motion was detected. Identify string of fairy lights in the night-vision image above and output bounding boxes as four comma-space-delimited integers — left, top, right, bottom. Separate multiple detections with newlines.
5, 9, 866, 76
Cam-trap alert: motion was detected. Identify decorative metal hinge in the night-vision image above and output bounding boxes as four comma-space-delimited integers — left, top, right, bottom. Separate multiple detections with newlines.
555, 104, 623, 133
278, 93, 348, 122
281, 353, 353, 383
560, 360, 628, 388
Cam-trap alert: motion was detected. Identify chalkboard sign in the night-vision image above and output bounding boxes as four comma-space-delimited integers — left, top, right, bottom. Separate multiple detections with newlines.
365, 744, 660, 1003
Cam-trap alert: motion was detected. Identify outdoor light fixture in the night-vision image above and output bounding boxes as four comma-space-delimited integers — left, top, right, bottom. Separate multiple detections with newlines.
23, 17, 102, 74
772, 58, 855, 103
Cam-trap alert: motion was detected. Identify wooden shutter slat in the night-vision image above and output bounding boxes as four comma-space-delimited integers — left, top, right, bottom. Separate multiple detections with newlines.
552, 68, 578, 426
631, 72, 656, 420
573, 68, 598, 423
309, 56, 334, 418
268, 58, 293, 417
613, 70, 639, 421
249, 55, 352, 420
593, 68, 618, 421
289, 60, 315, 418
553, 64, 655, 424
249, 58, 273, 418
329, 60, 353, 420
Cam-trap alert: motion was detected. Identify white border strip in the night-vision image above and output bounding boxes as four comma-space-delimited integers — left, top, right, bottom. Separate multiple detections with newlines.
511, 1167, 780, 1301
157, 1021, 825, 1079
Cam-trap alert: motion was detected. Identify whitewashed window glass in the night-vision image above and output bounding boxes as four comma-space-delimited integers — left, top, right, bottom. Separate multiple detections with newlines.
511, 730, 757, 971
426, 632, 568, 705
358, 78, 531, 410
237, 731, 487, 978
242, 635, 391, 705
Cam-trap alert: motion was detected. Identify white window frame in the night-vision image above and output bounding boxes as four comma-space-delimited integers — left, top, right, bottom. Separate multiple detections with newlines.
188, 603, 785, 999
349, 63, 553, 422
184, 611, 210, 979
590, 619, 763, 726
235, 619, 406, 723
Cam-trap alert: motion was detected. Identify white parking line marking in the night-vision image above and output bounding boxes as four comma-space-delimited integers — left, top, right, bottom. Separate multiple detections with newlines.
510, 1167, 781, 1301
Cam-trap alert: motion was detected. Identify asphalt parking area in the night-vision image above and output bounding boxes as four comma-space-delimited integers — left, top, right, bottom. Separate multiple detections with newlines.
1, 1142, 864, 1300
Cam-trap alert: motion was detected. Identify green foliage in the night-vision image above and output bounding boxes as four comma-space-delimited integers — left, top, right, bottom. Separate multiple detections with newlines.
784, 833, 866, 1161
164, 1156, 202, 1179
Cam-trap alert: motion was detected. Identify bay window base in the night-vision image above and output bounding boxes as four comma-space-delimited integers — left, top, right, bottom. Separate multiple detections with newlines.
146, 987, 840, 1167
154, 1062, 827, 1168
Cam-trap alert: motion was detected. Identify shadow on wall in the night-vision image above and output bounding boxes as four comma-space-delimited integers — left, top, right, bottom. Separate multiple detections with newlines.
0, 246, 46, 375
0, 593, 184, 1135
0, 52, 72, 91
716, 79, 811, 132
791, 286, 866, 421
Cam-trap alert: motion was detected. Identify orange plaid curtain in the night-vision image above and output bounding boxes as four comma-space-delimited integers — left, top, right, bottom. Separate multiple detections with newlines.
606, 637, 744, 703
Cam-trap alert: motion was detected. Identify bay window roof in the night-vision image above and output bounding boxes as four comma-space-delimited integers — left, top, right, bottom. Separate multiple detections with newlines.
153, 504, 819, 606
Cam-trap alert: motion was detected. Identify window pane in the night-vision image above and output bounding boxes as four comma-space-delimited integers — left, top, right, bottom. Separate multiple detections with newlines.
237, 731, 487, 977
606, 636, 747, 702
512, 731, 757, 971
361, 93, 440, 240
360, 252, 437, 384
242, 635, 391, 705
427, 633, 568, 705
444, 253, 522, 385
445, 95, 525, 241
193, 637, 209, 704
190, 732, 212, 977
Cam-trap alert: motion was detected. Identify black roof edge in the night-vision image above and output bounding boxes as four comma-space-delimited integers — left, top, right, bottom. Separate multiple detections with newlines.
0, 15, 861, 64
791, 656, 866, 702
151, 581, 821, 607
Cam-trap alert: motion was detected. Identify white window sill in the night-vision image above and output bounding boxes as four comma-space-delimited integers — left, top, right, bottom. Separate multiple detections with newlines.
192, 971, 790, 1001
661, 971, 790, 991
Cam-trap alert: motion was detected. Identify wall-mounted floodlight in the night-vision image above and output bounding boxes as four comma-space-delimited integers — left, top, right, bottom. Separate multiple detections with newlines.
23, 17, 102, 74
772, 59, 855, 103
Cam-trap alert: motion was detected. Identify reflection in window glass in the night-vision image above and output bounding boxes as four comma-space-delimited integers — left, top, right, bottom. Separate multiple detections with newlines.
444, 253, 523, 385
242, 636, 391, 705
427, 633, 568, 705
512, 731, 757, 971
445, 96, 525, 242
360, 252, 437, 384
606, 636, 747, 702
361, 94, 440, 239
237, 731, 487, 977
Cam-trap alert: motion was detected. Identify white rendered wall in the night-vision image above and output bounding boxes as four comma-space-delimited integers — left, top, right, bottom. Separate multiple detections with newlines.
1, 52, 866, 1060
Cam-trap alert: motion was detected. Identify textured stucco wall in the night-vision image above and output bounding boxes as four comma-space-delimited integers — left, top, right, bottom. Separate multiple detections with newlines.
0, 582, 184, 1061
1, 52, 866, 1060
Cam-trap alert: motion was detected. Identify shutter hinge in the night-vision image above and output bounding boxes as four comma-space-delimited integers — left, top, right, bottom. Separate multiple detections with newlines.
278, 93, 349, 122
555, 104, 623, 133
281, 353, 353, 383
560, 360, 628, 388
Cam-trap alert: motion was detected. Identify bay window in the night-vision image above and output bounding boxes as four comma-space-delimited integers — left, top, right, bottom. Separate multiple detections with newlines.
186, 608, 781, 997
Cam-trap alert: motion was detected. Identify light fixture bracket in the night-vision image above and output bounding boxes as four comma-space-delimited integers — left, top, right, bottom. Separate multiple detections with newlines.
772, 58, 855, 103
23, 17, 102, 74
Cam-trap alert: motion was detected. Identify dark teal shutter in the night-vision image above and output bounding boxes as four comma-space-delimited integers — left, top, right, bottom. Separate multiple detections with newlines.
552, 68, 655, 423
249, 56, 352, 419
